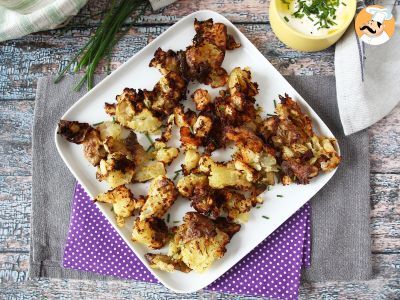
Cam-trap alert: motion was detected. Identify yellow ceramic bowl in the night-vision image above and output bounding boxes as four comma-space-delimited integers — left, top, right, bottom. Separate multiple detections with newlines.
269, 0, 356, 52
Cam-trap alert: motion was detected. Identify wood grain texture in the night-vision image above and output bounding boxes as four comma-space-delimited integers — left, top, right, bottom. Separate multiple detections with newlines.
0, 24, 334, 101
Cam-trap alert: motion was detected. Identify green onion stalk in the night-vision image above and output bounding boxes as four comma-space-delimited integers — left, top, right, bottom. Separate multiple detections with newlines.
55, 0, 149, 91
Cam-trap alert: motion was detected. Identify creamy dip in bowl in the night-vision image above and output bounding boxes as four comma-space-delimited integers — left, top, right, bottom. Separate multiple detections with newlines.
270, 0, 356, 52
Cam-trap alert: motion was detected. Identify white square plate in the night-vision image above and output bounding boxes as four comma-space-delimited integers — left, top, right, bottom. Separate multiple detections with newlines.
55, 10, 339, 293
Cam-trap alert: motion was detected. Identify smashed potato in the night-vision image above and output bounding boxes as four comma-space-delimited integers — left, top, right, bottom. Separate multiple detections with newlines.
134, 161, 166, 183
95, 185, 145, 227
57, 120, 107, 166
96, 153, 135, 188
140, 176, 178, 220
145, 253, 191, 273
199, 156, 252, 190
132, 217, 169, 249
168, 212, 230, 272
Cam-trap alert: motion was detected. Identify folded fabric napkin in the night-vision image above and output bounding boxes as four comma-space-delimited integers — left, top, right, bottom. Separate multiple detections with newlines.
29, 75, 371, 298
0, 0, 174, 42
335, 1, 400, 135
64, 183, 311, 299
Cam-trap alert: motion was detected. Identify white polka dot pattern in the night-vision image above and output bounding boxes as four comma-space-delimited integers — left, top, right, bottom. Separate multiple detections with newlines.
63, 183, 311, 300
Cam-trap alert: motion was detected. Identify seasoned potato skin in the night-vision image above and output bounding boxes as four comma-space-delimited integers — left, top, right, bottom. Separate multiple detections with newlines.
132, 217, 169, 249
95, 185, 144, 227
168, 212, 230, 273
140, 175, 178, 220
145, 253, 191, 273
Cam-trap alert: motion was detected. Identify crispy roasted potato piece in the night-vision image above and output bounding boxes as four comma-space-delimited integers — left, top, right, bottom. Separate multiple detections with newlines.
57, 120, 107, 166
228, 67, 259, 97
95, 185, 145, 227
168, 212, 230, 272
57, 120, 91, 144
198, 156, 252, 190
149, 48, 180, 75
218, 189, 262, 223
185, 43, 225, 83
96, 153, 135, 188
152, 141, 179, 165
134, 161, 166, 183
177, 173, 208, 198
181, 149, 201, 174
214, 217, 241, 238
193, 18, 240, 51
225, 126, 264, 153
145, 253, 191, 273
140, 175, 178, 220
82, 128, 108, 166
109, 88, 163, 134
264, 94, 340, 184
144, 71, 187, 117
132, 217, 169, 249
192, 89, 212, 111
190, 185, 220, 217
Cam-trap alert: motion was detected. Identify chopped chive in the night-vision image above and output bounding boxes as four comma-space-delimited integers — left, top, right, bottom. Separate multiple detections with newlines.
173, 221, 180, 224
167, 214, 170, 223
277, 194, 284, 198
341, 2, 346, 6
256, 206, 261, 209
112, 116, 116, 123
284, 16, 290, 22
93, 121, 104, 126
189, 126, 194, 135
111, 206, 114, 212
144, 132, 154, 145
146, 145, 154, 152
267, 113, 276, 117
273, 99, 277, 108
173, 170, 182, 180
262, 215, 270, 220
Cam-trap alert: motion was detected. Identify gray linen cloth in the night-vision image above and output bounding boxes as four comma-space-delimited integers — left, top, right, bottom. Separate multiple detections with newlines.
29, 75, 371, 282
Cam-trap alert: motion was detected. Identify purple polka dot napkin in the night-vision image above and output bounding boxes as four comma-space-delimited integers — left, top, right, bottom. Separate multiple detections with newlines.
63, 183, 311, 300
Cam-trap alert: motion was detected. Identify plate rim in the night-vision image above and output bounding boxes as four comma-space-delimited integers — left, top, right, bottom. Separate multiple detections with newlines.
54, 9, 340, 293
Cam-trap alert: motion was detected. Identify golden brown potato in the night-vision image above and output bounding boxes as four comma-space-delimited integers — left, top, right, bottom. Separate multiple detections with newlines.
95, 185, 145, 227
177, 173, 208, 198
144, 71, 187, 117
193, 18, 240, 52
145, 253, 191, 273
149, 48, 180, 75
168, 212, 230, 273
181, 149, 201, 174
132, 217, 169, 249
218, 189, 262, 223
228, 67, 259, 97
198, 156, 252, 190
152, 141, 180, 165
140, 175, 178, 220
191, 89, 212, 111
57, 120, 107, 166
107, 88, 162, 134
96, 153, 136, 188
134, 161, 166, 183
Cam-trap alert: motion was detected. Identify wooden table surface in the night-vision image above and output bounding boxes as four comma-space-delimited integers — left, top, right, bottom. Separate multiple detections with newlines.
0, 0, 399, 299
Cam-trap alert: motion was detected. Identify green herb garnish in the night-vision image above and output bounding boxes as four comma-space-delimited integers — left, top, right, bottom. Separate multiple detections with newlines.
167, 213, 170, 223
173, 221, 180, 224
284, 16, 290, 22
173, 169, 183, 180
262, 215, 270, 220
93, 121, 104, 126
273, 99, 277, 108
291, 0, 340, 30
54, 0, 149, 91
277, 194, 284, 198
111, 206, 114, 212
